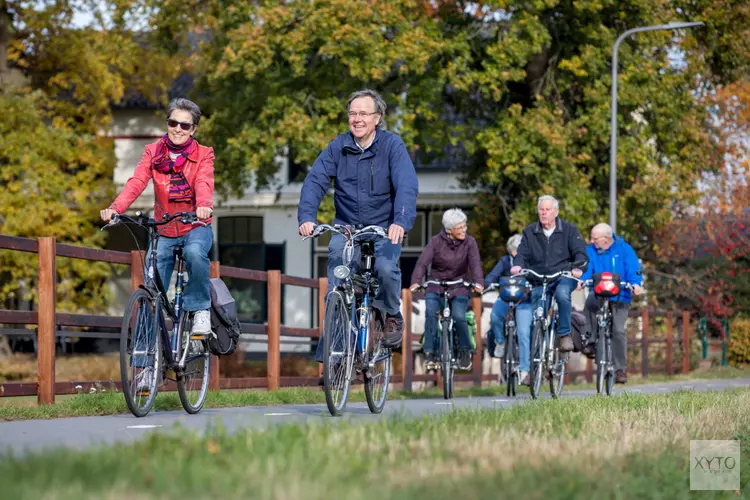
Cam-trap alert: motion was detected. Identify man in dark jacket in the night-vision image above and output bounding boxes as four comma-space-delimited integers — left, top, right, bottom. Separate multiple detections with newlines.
510, 195, 588, 352
298, 89, 419, 360
580, 223, 643, 383
410, 209, 484, 370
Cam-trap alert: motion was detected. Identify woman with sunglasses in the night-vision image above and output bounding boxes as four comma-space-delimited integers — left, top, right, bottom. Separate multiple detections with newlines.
100, 98, 215, 336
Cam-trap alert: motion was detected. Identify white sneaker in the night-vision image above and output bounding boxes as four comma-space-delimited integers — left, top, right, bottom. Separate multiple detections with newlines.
519, 370, 529, 385
135, 367, 155, 393
494, 342, 505, 358
192, 310, 211, 335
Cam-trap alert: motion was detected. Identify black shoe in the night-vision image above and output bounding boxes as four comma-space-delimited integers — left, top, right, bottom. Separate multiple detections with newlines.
582, 343, 596, 358
458, 350, 473, 370
382, 312, 403, 348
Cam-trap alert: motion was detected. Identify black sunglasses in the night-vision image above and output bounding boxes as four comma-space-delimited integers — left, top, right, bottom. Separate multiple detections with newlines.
167, 118, 194, 131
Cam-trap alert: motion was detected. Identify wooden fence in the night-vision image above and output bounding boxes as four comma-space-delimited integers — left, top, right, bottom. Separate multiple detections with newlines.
0, 235, 693, 405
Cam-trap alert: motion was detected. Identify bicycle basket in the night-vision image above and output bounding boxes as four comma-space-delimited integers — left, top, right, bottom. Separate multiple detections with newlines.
498, 277, 530, 303
593, 272, 621, 298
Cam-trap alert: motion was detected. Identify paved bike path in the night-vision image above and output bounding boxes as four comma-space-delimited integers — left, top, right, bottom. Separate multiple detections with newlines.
1, 377, 747, 456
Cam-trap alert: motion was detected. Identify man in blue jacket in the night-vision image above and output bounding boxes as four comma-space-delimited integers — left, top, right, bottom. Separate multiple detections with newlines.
298, 89, 419, 359
580, 223, 643, 384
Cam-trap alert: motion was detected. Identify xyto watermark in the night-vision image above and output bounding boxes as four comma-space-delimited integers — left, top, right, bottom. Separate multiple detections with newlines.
690, 440, 741, 491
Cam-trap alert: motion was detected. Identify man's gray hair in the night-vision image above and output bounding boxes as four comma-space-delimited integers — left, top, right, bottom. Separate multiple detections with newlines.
167, 98, 202, 126
592, 222, 614, 239
537, 195, 559, 210
507, 234, 523, 254
442, 208, 467, 230
346, 89, 387, 129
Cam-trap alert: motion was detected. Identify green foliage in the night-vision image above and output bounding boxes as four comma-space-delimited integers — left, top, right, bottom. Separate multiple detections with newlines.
728, 317, 750, 368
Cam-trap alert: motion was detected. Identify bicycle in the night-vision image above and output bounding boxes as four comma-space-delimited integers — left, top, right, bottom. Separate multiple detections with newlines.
484, 277, 532, 397
305, 224, 393, 416
516, 269, 581, 400
413, 280, 478, 400
582, 273, 637, 396
102, 211, 211, 417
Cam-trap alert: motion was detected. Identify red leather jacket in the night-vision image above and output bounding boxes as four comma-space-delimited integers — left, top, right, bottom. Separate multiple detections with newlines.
110, 140, 215, 237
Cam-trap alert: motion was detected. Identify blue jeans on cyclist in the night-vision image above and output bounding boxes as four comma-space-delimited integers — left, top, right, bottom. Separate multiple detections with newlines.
423, 293, 470, 360
489, 299, 533, 373
530, 277, 576, 341
134, 225, 213, 368
315, 232, 403, 363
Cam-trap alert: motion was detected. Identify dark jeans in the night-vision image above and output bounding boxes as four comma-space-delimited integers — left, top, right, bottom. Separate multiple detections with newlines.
315, 232, 402, 362
585, 293, 630, 372
423, 293, 471, 354
531, 277, 576, 336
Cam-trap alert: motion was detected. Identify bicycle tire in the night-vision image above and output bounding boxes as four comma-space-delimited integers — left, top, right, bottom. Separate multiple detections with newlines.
529, 321, 545, 400
364, 319, 392, 414
120, 288, 161, 418
323, 291, 352, 416
177, 313, 210, 414
605, 335, 614, 396
441, 320, 454, 399
504, 324, 516, 397
596, 326, 607, 395
549, 341, 565, 398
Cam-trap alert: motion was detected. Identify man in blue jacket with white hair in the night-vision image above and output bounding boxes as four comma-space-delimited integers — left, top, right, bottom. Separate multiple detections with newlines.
298, 89, 419, 361
580, 223, 644, 384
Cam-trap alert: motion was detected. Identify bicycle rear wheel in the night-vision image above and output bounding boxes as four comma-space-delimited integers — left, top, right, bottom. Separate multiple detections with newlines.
364, 319, 392, 414
441, 320, 454, 399
529, 321, 545, 400
323, 291, 352, 416
120, 289, 161, 418
177, 313, 210, 414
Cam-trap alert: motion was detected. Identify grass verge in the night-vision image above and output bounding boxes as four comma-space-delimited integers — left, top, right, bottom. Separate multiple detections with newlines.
1, 389, 749, 499
0, 365, 747, 421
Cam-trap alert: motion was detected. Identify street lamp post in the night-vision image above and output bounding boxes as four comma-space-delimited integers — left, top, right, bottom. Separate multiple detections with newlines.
609, 21, 704, 234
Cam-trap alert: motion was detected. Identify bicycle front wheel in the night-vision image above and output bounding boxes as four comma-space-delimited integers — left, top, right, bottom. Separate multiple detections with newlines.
549, 339, 565, 398
596, 329, 607, 395
364, 319, 392, 414
441, 320, 454, 399
120, 288, 161, 418
504, 325, 517, 397
177, 313, 210, 414
529, 321, 545, 400
323, 291, 352, 416
605, 336, 614, 396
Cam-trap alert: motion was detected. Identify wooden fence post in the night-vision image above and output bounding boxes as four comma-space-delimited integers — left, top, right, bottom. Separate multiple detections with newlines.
209, 261, 221, 391
666, 311, 673, 375
682, 311, 691, 374
267, 270, 281, 391
641, 310, 649, 378
130, 250, 144, 291
37, 237, 56, 405
318, 277, 327, 378
472, 296, 482, 387
585, 357, 593, 383
401, 288, 413, 392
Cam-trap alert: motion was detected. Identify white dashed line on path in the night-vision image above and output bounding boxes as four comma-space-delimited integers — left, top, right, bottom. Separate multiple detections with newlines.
126, 425, 163, 429
264, 413, 292, 416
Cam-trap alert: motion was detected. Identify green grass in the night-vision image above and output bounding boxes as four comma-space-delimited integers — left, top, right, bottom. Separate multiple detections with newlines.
0, 365, 747, 421
1, 388, 749, 499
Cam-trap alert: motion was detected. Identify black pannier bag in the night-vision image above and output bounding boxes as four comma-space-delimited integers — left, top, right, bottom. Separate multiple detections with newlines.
207, 278, 241, 356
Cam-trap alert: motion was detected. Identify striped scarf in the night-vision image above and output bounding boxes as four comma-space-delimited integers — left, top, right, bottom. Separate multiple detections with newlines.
151, 135, 196, 202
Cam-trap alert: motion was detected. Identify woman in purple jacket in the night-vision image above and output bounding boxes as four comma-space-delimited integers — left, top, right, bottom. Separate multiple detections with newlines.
410, 209, 484, 370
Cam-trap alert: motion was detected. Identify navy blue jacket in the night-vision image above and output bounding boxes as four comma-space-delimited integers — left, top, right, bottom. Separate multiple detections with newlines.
485, 254, 514, 285
514, 218, 588, 275
297, 130, 419, 232
581, 235, 642, 303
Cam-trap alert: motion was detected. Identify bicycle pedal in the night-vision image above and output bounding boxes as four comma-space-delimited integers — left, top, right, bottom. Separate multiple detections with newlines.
190, 334, 206, 340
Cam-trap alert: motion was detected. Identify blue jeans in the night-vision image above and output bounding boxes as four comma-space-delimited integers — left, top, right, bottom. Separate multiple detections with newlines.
531, 277, 576, 336
423, 292, 471, 354
490, 299, 533, 372
135, 225, 213, 368
148, 225, 214, 311
316, 232, 402, 362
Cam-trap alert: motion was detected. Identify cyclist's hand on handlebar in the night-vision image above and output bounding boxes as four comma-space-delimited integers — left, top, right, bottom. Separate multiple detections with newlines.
632, 284, 644, 296
409, 283, 421, 293
387, 224, 405, 245
100, 208, 118, 222
473, 283, 484, 293
299, 222, 315, 237
510, 265, 522, 275
571, 268, 583, 279
196, 207, 213, 220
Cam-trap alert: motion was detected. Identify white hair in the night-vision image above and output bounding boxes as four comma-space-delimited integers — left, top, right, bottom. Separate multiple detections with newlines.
506, 234, 523, 254
537, 195, 559, 210
442, 208, 467, 230
592, 222, 613, 239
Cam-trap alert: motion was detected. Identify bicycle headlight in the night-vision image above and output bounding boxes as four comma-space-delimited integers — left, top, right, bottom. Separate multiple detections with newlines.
333, 265, 350, 280
443, 307, 451, 318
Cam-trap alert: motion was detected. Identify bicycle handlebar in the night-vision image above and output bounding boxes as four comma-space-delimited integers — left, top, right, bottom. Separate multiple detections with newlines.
413, 279, 478, 291
512, 269, 581, 282
101, 211, 206, 231
302, 223, 387, 241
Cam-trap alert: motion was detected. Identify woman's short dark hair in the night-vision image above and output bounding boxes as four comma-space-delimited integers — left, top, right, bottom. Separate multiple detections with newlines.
166, 98, 202, 126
